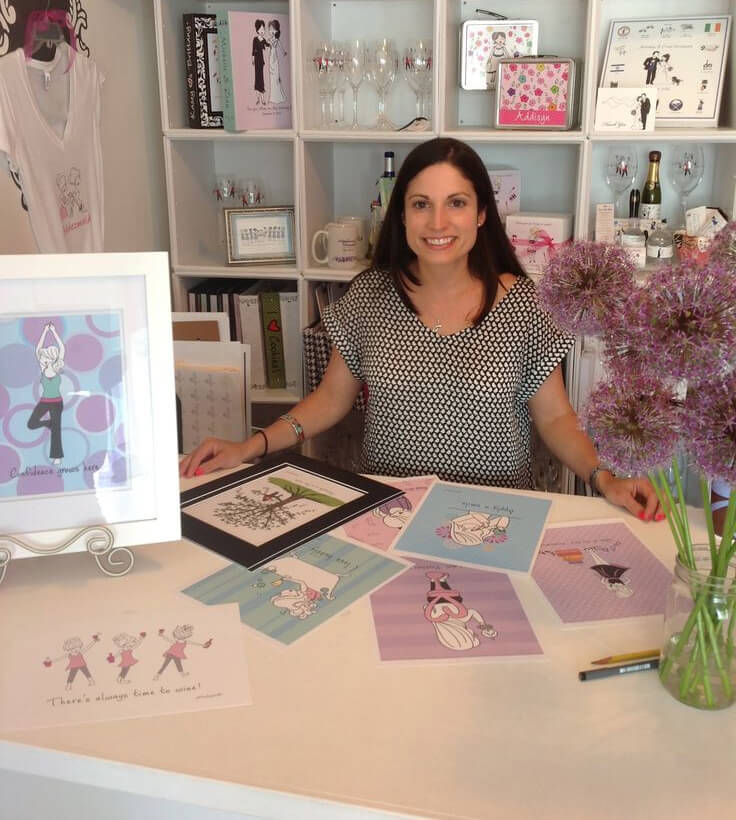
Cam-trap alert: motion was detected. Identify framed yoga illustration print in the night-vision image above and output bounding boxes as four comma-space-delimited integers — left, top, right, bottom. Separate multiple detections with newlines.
600, 15, 731, 127
225, 206, 296, 265
0, 253, 180, 557
180, 454, 402, 570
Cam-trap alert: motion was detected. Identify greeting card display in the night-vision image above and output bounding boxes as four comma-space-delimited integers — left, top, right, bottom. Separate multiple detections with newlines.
495, 58, 577, 130
217, 9, 292, 131
182, 13, 223, 128
460, 20, 539, 91
600, 16, 731, 127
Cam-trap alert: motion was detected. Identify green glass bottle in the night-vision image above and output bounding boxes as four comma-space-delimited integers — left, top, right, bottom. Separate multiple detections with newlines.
640, 150, 662, 220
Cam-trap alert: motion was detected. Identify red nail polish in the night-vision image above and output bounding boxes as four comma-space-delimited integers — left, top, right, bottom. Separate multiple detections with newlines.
194, 468, 203, 476
638, 511, 646, 520
655, 513, 665, 521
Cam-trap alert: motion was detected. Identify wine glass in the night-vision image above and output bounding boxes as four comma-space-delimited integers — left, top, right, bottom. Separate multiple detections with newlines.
311, 42, 339, 128
669, 145, 705, 230
404, 40, 432, 121
365, 38, 398, 130
332, 42, 349, 127
345, 39, 366, 129
604, 145, 639, 218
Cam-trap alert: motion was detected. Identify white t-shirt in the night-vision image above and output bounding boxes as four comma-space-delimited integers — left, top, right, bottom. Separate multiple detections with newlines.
0, 43, 104, 252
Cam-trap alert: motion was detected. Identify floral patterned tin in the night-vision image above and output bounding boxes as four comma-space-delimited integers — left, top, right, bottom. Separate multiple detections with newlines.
494, 57, 577, 130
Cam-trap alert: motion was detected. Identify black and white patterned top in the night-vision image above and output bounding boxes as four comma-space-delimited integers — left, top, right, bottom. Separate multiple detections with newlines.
322, 268, 574, 488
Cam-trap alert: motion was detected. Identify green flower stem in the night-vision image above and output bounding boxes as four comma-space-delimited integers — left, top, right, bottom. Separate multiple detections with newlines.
671, 458, 695, 568
652, 469, 689, 564
719, 492, 736, 573
696, 612, 715, 707
702, 600, 733, 699
660, 586, 710, 679
700, 476, 718, 569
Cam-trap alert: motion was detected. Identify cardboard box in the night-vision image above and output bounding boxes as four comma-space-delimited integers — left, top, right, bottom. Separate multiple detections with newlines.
505, 212, 573, 276
486, 167, 520, 225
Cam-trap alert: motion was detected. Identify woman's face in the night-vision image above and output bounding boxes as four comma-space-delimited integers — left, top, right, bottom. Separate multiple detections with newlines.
257, 24, 265, 38
268, 25, 276, 38
403, 162, 485, 273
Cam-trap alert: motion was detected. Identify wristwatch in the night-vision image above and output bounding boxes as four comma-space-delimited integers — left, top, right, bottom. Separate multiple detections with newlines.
589, 464, 615, 496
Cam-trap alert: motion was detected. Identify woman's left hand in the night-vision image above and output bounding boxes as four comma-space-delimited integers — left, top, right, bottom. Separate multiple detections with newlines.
597, 473, 664, 522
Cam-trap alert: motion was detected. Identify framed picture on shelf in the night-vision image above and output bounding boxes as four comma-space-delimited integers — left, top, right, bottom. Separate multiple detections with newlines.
600, 15, 731, 127
0, 253, 180, 556
183, 13, 223, 128
180, 454, 403, 570
225, 206, 296, 265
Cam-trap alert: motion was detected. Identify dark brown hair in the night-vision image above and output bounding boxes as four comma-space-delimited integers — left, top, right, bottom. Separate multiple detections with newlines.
371, 138, 526, 324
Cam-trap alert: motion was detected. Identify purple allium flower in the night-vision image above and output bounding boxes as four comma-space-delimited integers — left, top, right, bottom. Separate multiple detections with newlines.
600, 287, 651, 379
707, 221, 736, 270
582, 374, 681, 475
635, 259, 736, 386
681, 370, 736, 485
537, 241, 636, 335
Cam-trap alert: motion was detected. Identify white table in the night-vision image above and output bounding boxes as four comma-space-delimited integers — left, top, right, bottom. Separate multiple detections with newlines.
1, 488, 733, 820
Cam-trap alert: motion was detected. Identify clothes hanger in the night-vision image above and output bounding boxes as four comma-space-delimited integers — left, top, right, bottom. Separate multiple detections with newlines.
23, 4, 77, 71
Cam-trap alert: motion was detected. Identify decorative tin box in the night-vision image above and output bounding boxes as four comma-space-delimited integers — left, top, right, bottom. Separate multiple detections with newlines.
495, 57, 577, 130
460, 20, 539, 90
505, 212, 573, 278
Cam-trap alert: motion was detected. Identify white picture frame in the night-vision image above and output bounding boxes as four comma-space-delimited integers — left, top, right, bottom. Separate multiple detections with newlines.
600, 15, 731, 127
0, 253, 180, 557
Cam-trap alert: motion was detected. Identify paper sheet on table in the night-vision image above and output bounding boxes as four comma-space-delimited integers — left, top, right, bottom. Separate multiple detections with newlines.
0, 603, 251, 732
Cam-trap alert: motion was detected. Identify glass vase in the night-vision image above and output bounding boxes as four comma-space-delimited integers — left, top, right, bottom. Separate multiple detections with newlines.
659, 546, 736, 709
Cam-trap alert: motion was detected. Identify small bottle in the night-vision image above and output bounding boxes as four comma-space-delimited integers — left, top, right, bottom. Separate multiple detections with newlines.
621, 223, 647, 269
640, 150, 662, 220
646, 221, 675, 266
382, 150, 396, 179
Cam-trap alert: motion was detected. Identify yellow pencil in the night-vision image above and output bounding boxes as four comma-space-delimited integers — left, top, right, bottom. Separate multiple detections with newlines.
591, 649, 660, 666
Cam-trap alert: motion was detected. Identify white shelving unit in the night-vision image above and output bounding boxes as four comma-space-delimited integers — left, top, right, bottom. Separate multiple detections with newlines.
153, 0, 736, 478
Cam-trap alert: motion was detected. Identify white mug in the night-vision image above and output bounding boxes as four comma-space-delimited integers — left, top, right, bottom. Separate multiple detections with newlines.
311, 221, 360, 269
337, 216, 367, 259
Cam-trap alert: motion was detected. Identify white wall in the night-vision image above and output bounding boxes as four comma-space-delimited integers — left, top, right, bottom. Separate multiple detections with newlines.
0, 0, 169, 254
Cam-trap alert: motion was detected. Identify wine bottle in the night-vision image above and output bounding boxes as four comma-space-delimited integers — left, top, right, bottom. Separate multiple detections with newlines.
640, 150, 662, 220
378, 150, 396, 218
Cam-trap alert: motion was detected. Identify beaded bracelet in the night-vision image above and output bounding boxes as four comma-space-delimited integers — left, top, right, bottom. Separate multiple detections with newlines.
589, 464, 614, 496
279, 412, 305, 444
254, 429, 269, 458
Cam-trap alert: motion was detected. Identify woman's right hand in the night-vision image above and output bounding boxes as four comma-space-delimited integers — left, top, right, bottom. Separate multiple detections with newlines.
179, 438, 250, 478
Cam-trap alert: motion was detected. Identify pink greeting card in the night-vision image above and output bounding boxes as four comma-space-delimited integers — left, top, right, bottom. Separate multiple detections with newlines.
340, 475, 436, 551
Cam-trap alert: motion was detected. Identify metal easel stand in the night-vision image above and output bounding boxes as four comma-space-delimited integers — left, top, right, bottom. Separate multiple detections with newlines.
0, 526, 134, 588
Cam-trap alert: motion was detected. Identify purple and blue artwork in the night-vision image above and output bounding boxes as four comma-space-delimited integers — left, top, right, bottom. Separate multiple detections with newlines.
0, 313, 129, 499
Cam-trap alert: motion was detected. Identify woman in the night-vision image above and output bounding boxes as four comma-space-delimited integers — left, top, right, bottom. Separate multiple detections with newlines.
181, 138, 660, 521
27, 321, 65, 464
267, 19, 287, 105
251, 19, 268, 107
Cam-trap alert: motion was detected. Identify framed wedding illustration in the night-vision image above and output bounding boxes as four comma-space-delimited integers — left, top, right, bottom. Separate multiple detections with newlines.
180, 454, 402, 570
600, 15, 731, 127
225, 206, 296, 265
0, 253, 180, 556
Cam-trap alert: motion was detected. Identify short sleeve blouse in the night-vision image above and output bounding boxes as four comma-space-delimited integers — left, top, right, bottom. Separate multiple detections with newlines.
322, 269, 574, 488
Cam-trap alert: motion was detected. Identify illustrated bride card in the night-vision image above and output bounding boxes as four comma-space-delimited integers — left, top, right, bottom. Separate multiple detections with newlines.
531, 520, 672, 624
393, 482, 551, 574
370, 560, 543, 663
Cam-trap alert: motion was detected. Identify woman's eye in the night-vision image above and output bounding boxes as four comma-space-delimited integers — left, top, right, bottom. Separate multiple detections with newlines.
412, 200, 428, 209
450, 199, 467, 208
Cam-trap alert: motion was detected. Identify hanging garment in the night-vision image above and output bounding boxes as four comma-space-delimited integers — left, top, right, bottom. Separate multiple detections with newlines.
0, 43, 104, 252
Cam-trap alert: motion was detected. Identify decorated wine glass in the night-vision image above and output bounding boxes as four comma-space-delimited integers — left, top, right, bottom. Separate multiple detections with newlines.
311, 42, 339, 128
669, 145, 705, 229
403, 40, 432, 121
604, 145, 639, 218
